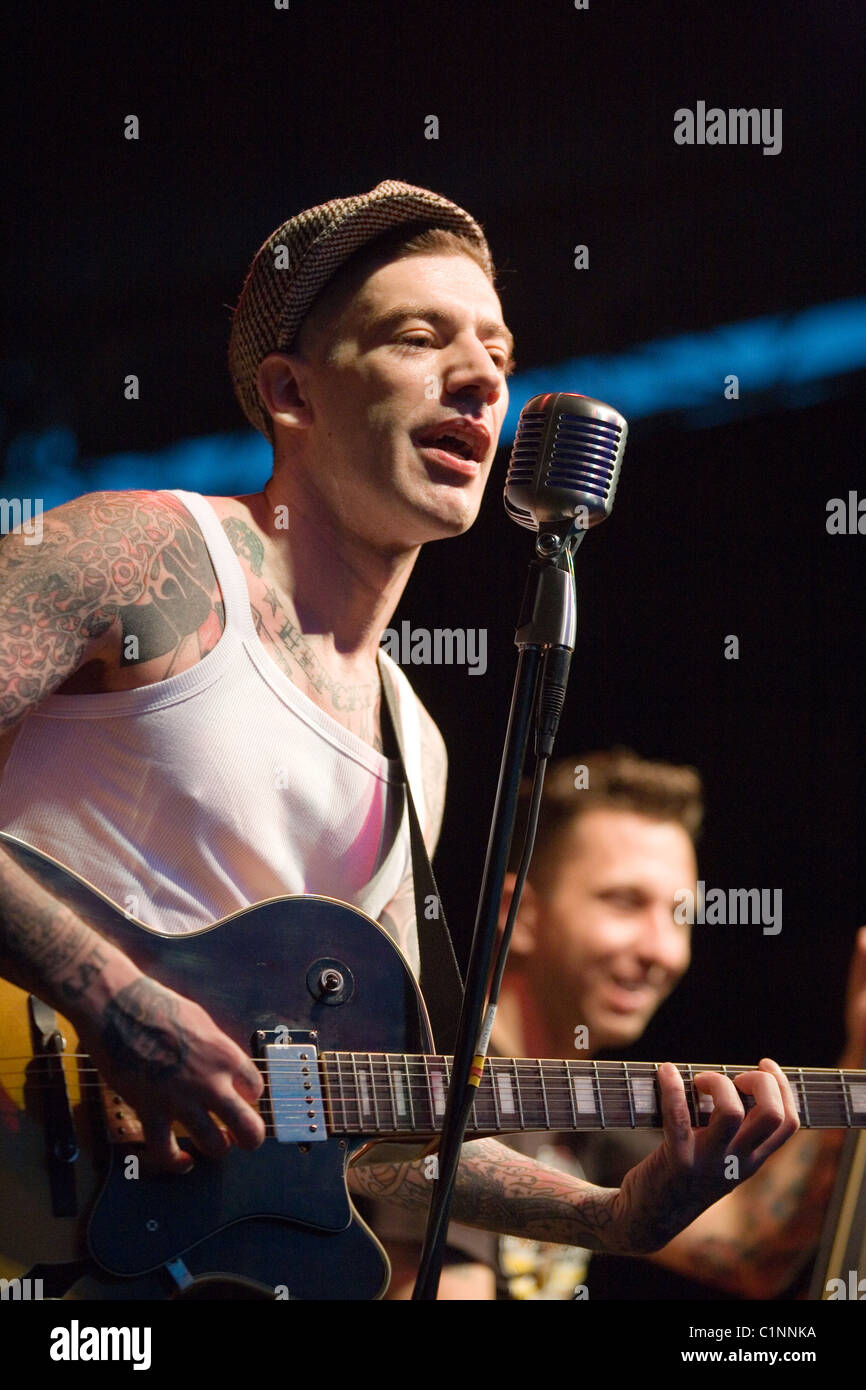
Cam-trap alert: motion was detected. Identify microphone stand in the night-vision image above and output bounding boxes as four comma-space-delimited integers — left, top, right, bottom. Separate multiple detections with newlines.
412, 520, 583, 1300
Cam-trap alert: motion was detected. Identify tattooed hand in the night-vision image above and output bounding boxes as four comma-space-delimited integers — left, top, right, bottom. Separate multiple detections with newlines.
75, 976, 265, 1173
608, 1059, 800, 1253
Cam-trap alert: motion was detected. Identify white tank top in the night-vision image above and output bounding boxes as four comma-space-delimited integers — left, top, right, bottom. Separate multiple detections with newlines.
0, 490, 426, 977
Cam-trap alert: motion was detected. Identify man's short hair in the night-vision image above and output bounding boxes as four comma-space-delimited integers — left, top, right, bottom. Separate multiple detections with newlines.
509, 748, 704, 893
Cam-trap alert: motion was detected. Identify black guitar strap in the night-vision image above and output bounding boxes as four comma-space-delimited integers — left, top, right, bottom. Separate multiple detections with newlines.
378, 657, 464, 1052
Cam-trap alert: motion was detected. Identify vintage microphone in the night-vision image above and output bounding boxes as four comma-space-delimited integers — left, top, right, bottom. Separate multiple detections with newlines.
504, 391, 625, 532
412, 393, 627, 1299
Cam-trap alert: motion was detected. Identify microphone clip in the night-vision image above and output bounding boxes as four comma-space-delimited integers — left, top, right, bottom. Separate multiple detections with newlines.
514, 541, 577, 652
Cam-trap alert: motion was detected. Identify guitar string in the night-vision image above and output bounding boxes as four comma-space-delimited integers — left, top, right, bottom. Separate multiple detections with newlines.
2, 1064, 861, 1097
1, 1090, 858, 1130
1, 1058, 861, 1091
2, 1054, 861, 1076
2, 1066, 860, 1126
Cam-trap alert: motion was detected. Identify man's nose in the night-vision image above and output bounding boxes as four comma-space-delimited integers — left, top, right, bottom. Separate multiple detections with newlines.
441, 336, 505, 405
636, 909, 689, 973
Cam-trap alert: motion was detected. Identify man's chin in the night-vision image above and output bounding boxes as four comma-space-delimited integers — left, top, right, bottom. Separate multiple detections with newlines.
591, 1011, 653, 1053
410, 499, 481, 543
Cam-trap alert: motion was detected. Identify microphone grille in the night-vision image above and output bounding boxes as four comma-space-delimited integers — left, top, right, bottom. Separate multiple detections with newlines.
504, 393, 627, 531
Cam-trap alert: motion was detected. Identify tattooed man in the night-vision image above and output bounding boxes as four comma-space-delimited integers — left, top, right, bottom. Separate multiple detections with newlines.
0, 182, 800, 1293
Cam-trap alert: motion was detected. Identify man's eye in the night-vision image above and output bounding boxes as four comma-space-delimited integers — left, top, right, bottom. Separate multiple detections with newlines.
398, 333, 434, 348
601, 891, 643, 910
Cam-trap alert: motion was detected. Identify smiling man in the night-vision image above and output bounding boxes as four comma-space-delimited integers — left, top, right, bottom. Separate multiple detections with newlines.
376, 751, 866, 1300
0, 181, 800, 1297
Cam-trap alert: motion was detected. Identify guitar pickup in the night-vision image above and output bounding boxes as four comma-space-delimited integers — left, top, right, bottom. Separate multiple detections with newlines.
258, 1031, 327, 1144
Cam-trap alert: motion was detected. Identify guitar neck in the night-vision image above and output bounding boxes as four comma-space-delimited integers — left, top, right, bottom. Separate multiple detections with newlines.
320, 1054, 866, 1139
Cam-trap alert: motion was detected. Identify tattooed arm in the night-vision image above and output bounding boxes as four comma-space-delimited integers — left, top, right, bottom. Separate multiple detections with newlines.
650, 927, 866, 1296
0, 492, 263, 1167
349, 1061, 800, 1256
650, 1130, 844, 1296
0, 842, 263, 1171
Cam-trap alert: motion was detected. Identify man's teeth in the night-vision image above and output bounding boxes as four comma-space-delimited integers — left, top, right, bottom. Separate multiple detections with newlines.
427, 435, 473, 459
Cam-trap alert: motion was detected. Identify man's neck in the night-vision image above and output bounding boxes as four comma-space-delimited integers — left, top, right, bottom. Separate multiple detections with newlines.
238, 478, 419, 674
491, 974, 589, 1062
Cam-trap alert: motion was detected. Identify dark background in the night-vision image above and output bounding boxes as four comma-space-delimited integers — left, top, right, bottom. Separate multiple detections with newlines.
3, 0, 864, 1251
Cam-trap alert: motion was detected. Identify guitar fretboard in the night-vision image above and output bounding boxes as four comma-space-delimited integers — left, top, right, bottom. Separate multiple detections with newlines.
319, 1055, 866, 1138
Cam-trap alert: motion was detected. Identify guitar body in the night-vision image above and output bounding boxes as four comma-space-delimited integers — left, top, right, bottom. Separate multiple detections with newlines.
6, 832, 866, 1300
0, 833, 433, 1300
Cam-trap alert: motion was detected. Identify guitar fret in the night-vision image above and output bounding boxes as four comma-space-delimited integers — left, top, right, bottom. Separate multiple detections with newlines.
471, 1062, 490, 1134
490, 1059, 503, 1129
403, 1054, 417, 1132
325, 1055, 340, 1132
593, 1059, 606, 1128
383, 1056, 399, 1131
846, 1074, 866, 1125
368, 1052, 381, 1131
798, 1068, 811, 1127
337, 1054, 348, 1133
538, 1060, 550, 1130
622, 1061, 633, 1128
841, 1071, 853, 1128
567, 1060, 598, 1122
493, 1059, 518, 1124
423, 1057, 435, 1130
513, 1058, 525, 1129
467, 1053, 491, 1131
566, 1060, 578, 1131
350, 1054, 362, 1132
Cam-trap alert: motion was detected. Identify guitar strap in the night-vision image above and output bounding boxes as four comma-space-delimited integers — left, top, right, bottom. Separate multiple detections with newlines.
378, 658, 464, 1052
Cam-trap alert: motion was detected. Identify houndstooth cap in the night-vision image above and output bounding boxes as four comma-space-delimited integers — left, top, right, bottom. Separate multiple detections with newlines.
228, 179, 493, 440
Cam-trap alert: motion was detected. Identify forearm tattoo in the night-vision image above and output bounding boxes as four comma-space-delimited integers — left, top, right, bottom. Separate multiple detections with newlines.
0, 849, 95, 991
350, 1138, 619, 1250
100, 978, 189, 1082
59, 943, 109, 1004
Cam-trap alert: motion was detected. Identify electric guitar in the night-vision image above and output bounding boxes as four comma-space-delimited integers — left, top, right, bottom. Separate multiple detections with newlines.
2, 831, 865, 1300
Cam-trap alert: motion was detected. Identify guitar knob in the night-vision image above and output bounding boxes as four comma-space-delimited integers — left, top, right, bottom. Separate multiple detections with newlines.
306, 957, 354, 1005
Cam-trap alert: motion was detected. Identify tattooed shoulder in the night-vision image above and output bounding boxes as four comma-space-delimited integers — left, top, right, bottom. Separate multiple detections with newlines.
0, 490, 225, 727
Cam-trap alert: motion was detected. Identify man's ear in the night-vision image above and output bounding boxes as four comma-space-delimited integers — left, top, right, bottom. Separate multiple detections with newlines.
498, 873, 542, 958
256, 352, 314, 433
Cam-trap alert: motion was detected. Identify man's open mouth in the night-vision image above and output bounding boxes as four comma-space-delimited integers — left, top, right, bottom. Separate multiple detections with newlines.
413, 418, 490, 464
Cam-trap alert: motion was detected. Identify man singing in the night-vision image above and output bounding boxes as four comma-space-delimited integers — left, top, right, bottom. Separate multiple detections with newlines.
0, 181, 799, 1293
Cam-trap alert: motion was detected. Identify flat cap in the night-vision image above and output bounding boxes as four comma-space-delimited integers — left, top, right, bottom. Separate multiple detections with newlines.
228, 179, 492, 439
